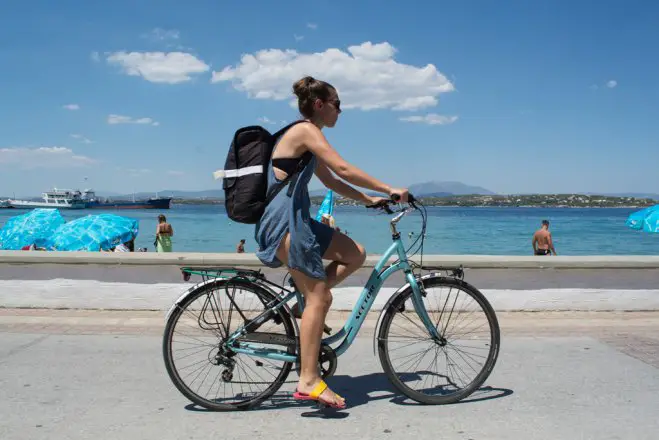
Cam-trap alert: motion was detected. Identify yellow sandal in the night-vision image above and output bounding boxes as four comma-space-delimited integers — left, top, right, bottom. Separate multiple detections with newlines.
293, 380, 346, 408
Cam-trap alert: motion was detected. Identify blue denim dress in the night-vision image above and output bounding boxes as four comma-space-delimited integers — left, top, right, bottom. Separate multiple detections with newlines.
254, 140, 334, 280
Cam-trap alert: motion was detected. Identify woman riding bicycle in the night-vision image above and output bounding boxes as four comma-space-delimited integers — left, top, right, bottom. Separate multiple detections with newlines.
254, 75, 409, 409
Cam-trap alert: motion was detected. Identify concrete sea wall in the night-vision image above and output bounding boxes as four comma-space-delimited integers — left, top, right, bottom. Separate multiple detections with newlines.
0, 251, 658, 312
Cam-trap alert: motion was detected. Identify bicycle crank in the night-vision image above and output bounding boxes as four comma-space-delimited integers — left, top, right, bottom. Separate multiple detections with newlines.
318, 344, 337, 379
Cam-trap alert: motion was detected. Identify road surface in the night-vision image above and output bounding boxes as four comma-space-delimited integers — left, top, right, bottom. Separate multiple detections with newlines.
1, 309, 658, 440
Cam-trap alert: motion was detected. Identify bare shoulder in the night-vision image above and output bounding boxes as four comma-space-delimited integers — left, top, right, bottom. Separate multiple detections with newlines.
278, 121, 313, 145
290, 120, 323, 140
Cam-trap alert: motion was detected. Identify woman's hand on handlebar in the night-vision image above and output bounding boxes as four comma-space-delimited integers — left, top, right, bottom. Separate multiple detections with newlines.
366, 195, 389, 206
388, 187, 409, 203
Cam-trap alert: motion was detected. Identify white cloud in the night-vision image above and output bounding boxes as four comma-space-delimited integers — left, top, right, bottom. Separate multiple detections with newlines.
167, 170, 185, 176
107, 114, 159, 126
606, 80, 617, 88
211, 41, 454, 111
143, 28, 180, 41
62, 104, 80, 110
106, 51, 209, 84
91, 51, 100, 62
0, 146, 97, 168
258, 116, 276, 125
399, 114, 458, 125
307, 23, 318, 30
70, 134, 94, 144
294, 34, 304, 42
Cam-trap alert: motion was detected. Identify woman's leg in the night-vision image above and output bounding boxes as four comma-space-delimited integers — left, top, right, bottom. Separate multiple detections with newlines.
289, 230, 367, 325
275, 234, 345, 407
321, 230, 367, 289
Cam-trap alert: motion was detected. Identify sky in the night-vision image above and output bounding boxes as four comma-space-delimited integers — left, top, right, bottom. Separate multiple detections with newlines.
1, 0, 658, 197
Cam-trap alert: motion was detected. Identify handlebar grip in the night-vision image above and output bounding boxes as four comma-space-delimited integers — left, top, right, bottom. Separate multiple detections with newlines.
390, 193, 416, 203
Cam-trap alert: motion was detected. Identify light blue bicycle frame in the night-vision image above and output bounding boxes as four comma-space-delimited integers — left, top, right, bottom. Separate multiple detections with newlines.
226, 232, 440, 363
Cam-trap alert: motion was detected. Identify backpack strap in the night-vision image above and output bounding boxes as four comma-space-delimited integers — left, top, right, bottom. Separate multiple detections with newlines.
285, 151, 313, 197
272, 119, 308, 139
266, 120, 314, 203
266, 151, 313, 203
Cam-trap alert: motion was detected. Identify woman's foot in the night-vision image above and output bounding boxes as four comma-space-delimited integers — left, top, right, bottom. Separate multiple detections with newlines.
295, 378, 346, 408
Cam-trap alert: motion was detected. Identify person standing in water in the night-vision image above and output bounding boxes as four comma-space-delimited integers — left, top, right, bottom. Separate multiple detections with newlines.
155, 214, 174, 252
532, 220, 557, 256
236, 239, 246, 253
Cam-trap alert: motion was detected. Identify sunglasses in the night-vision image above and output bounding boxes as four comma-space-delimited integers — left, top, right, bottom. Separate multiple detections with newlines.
328, 99, 341, 111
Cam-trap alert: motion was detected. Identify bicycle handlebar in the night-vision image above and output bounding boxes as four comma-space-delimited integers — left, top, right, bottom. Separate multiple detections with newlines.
365, 193, 418, 214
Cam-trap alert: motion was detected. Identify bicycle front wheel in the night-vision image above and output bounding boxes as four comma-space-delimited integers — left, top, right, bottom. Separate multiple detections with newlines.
378, 276, 500, 404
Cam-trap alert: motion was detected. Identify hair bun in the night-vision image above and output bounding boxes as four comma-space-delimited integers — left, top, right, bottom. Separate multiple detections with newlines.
291, 75, 335, 119
293, 76, 316, 98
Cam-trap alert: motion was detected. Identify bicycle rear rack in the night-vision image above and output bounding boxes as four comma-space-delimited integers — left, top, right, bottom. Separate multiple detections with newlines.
180, 266, 266, 283
417, 265, 464, 280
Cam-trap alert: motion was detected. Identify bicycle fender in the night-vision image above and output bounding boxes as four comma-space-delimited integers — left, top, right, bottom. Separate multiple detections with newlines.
164, 277, 231, 322
371, 272, 447, 355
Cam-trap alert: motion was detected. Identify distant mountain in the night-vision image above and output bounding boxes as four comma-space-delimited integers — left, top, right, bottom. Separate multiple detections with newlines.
143, 181, 494, 200
408, 181, 496, 196
417, 192, 454, 197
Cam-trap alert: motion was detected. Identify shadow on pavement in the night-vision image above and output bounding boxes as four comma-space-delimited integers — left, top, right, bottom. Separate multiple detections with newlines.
184, 372, 513, 418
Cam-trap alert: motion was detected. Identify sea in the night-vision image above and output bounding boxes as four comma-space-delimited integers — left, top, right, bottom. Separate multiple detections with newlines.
1, 204, 656, 255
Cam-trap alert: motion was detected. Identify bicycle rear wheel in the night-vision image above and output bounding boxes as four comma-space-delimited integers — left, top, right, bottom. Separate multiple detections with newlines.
378, 276, 500, 404
163, 279, 296, 410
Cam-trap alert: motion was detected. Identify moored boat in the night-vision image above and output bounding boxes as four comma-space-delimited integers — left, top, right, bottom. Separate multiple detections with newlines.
81, 190, 171, 209
8, 188, 87, 209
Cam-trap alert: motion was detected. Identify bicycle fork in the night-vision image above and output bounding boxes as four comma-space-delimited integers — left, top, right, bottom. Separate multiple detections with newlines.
404, 272, 442, 340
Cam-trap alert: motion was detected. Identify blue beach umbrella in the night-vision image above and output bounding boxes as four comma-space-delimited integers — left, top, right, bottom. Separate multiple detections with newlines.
625, 204, 659, 233
0, 208, 66, 250
44, 214, 139, 251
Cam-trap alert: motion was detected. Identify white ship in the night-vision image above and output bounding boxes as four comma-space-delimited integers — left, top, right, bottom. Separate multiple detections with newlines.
8, 188, 87, 209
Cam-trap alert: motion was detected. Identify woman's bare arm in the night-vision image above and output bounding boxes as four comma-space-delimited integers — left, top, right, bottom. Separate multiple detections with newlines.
300, 124, 392, 195
314, 161, 373, 204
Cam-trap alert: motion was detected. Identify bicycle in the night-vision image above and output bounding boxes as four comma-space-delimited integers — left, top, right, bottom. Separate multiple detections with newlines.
162, 195, 500, 411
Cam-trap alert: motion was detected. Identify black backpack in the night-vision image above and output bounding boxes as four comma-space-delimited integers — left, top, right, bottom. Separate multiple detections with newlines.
215, 120, 311, 224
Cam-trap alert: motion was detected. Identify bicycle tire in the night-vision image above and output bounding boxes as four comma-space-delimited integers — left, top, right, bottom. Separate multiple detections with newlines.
377, 276, 500, 405
163, 279, 296, 411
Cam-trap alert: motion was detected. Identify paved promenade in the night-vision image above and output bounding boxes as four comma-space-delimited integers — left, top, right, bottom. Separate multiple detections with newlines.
2, 265, 659, 311
1, 309, 658, 440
